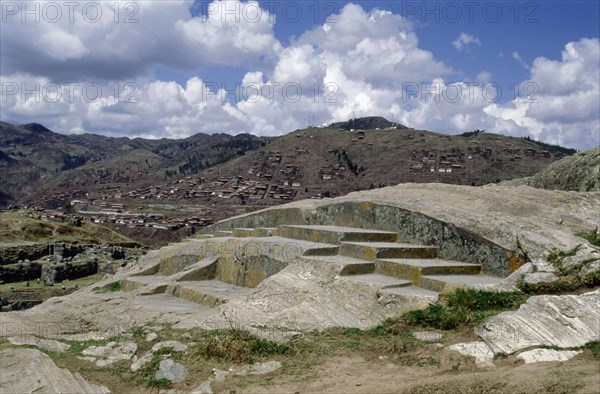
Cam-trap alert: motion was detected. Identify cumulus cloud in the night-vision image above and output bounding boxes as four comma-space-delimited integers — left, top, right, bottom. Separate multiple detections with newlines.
0, 0, 280, 81
0, 3, 598, 150
452, 33, 481, 52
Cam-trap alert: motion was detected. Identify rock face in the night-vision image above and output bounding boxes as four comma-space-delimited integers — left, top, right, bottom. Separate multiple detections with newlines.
0, 348, 110, 394
204, 183, 598, 267
525, 147, 600, 192
476, 289, 600, 354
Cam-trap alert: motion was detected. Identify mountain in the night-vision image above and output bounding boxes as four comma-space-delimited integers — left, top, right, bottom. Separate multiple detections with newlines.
193, 123, 576, 201
0, 118, 577, 214
0, 122, 270, 206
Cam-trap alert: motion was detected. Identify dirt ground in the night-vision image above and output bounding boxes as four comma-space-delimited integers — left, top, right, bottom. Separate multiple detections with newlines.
212, 346, 600, 394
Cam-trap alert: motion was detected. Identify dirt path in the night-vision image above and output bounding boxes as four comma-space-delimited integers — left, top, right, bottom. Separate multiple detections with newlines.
215, 352, 600, 394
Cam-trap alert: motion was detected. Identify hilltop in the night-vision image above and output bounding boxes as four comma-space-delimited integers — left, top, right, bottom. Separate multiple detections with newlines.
328, 115, 407, 130
194, 123, 575, 201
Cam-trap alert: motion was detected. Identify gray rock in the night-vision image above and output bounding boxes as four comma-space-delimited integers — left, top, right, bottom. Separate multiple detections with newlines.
522, 272, 559, 285
580, 260, 600, 277
82, 342, 137, 367
155, 359, 187, 382
562, 246, 600, 271
146, 332, 158, 342
476, 289, 600, 354
151, 340, 188, 353
191, 361, 282, 394
482, 262, 533, 291
517, 348, 582, 364
413, 331, 443, 342
7, 336, 70, 352
446, 342, 495, 368
130, 352, 153, 372
1, 348, 110, 394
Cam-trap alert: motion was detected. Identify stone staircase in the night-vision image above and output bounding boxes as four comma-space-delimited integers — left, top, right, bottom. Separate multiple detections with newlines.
121, 224, 503, 312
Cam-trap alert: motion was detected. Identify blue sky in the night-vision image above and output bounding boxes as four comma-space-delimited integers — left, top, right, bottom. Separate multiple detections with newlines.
1, 0, 599, 149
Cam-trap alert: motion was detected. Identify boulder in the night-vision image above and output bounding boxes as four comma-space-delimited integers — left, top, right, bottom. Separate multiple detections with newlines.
446, 342, 495, 368
155, 359, 187, 382
517, 348, 582, 364
522, 272, 559, 285
476, 290, 600, 354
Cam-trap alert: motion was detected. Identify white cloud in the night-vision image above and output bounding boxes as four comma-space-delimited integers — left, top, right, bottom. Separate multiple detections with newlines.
452, 33, 481, 52
0, 3, 598, 151
512, 51, 531, 70
0, 0, 280, 80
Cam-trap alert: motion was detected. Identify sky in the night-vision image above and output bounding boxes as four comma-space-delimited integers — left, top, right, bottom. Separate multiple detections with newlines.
0, 0, 599, 150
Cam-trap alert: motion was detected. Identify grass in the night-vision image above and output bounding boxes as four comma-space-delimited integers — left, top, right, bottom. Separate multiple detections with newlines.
401, 289, 528, 330
193, 329, 291, 364
575, 228, 600, 247
5, 315, 599, 393
0, 211, 133, 244
97, 281, 122, 293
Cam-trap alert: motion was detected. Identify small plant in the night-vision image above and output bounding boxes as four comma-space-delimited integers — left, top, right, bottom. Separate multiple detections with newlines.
519, 245, 600, 294
547, 245, 581, 270
402, 289, 527, 330
130, 326, 145, 341
514, 236, 529, 261
195, 329, 290, 363
584, 341, 600, 358
98, 281, 121, 293
576, 228, 600, 247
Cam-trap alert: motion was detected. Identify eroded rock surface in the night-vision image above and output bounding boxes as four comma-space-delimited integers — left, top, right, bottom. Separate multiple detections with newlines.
0, 348, 110, 394
476, 289, 600, 354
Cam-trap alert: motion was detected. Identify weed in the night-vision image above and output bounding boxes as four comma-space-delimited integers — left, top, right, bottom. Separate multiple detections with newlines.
130, 326, 145, 341
547, 245, 581, 269
493, 352, 508, 360
584, 341, 600, 358
402, 289, 527, 330
576, 228, 600, 247
515, 236, 530, 261
97, 281, 121, 293
194, 329, 290, 363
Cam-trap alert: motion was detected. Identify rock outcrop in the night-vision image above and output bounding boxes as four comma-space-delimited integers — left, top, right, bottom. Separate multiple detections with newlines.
476, 289, 600, 354
504, 146, 600, 192
0, 348, 110, 394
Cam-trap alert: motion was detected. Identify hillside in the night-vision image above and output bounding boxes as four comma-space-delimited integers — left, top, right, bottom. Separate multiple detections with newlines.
0, 211, 134, 245
0, 122, 270, 206
0, 119, 578, 236
194, 124, 575, 201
